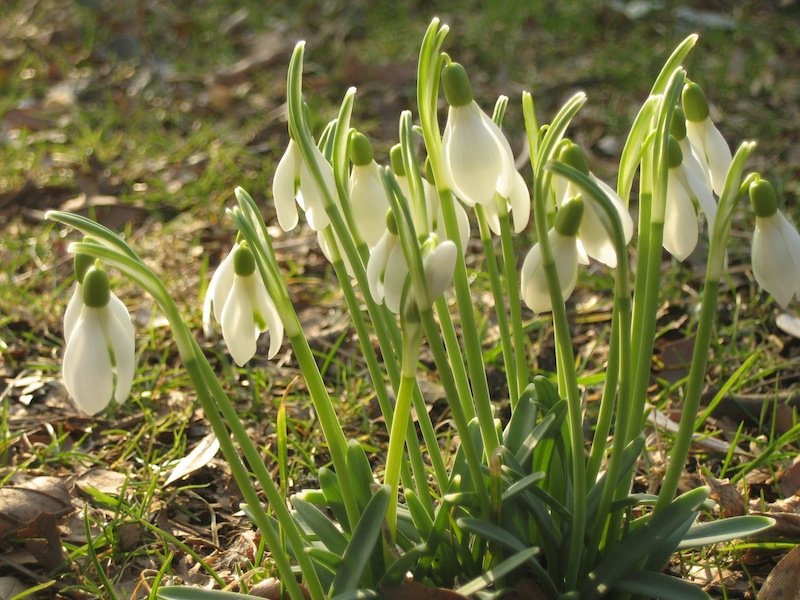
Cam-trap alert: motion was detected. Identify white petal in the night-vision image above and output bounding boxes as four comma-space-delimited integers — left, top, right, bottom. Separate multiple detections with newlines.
443, 102, 513, 207
753, 212, 800, 307
594, 177, 634, 244
509, 170, 531, 233
520, 231, 578, 313
63, 308, 114, 415
108, 291, 134, 344
483, 199, 502, 236
663, 169, 699, 261
702, 120, 732, 196
64, 283, 83, 343
349, 162, 389, 248
205, 247, 236, 335
299, 146, 335, 231
221, 276, 259, 366
423, 241, 457, 302
250, 275, 284, 359
383, 243, 409, 314
579, 199, 618, 268
102, 305, 135, 404
367, 232, 394, 303
273, 140, 301, 232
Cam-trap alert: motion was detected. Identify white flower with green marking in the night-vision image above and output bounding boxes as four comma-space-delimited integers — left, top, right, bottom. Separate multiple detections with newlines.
203, 243, 283, 366
348, 132, 390, 249
682, 81, 732, 197
63, 267, 135, 415
521, 198, 583, 314
750, 178, 800, 307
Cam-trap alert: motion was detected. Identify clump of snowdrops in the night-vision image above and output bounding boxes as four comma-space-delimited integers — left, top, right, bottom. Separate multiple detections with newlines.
50, 19, 792, 599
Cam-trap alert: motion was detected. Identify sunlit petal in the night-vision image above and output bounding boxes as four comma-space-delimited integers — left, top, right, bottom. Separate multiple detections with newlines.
367, 232, 395, 303
273, 139, 301, 231
251, 276, 284, 359
753, 212, 800, 307
664, 169, 699, 261
63, 283, 83, 343
349, 162, 389, 248
103, 307, 135, 404
383, 244, 409, 314
423, 240, 457, 302
221, 276, 258, 366
521, 231, 578, 314
63, 308, 114, 415
299, 146, 335, 231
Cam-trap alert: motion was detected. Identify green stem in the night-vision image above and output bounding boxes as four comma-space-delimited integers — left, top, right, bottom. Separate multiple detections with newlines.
475, 202, 520, 405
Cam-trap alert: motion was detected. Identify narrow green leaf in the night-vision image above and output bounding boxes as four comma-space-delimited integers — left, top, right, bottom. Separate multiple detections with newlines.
502, 472, 546, 503
455, 547, 539, 596
503, 384, 538, 453
319, 467, 349, 531
330, 486, 391, 596
157, 588, 257, 600
678, 515, 775, 550
305, 547, 343, 572
346, 439, 377, 512
292, 496, 348, 556
405, 490, 434, 540
613, 571, 709, 599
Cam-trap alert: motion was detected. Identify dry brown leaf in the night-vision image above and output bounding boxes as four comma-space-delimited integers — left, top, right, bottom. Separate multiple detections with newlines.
0, 476, 72, 540
75, 468, 128, 496
755, 512, 800, 538
0, 575, 27, 599
704, 474, 746, 517
165, 433, 220, 486
760, 544, 800, 600
779, 455, 800, 497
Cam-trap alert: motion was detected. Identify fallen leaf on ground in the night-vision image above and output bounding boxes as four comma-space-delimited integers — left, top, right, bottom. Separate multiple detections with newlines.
703, 474, 746, 517
0, 476, 72, 540
760, 544, 800, 599
165, 432, 220, 486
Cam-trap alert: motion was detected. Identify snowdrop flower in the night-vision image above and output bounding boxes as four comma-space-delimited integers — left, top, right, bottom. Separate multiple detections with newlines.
367, 212, 457, 314
521, 198, 583, 313
749, 178, 800, 307
663, 134, 717, 261
441, 62, 517, 207
682, 81, 732, 197
390, 144, 470, 250
272, 138, 337, 232
349, 132, 390, 248
554, 142, 633, 268
63, 267, 135, 415
204, 243, 283, 366
482, 169, 531, 236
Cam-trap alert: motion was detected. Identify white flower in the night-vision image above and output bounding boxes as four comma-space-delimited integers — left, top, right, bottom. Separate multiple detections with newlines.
349, 133, 390, 248
554, 143, 633, 268
273, 139, 302, 232
682, 82, 732, 196
272, 139, 337, 232
441, 63, 516, 207
482, 169, 531, 236
63, 268, 135, 415
204, 244, 283, 366
663, 136, 717, 261
750, 179, 800, 307
367, 227, 457, 314
521, 229, 580, 314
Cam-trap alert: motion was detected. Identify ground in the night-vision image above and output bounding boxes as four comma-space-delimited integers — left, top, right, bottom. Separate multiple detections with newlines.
2, 0, 800, 598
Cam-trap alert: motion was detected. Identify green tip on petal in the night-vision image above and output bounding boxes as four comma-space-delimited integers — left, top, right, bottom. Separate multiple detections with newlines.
386, 209, 398, 235
390, 144, 406, 176
670, 106, 687, 140
667, 136, 683, 169
682, 81, 709, 122
558, 142, 590, 175
442, 62, 474, 107
73, 252, 94, 284
749, 178, 778, 218
349, 131, 374, 166
555, 197, 584, 237
233, 244, 256, 276
82, 267, 110, 308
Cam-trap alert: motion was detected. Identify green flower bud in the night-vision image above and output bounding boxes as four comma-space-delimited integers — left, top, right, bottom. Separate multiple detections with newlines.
233, 244, 256, 277
682, 82, 709, 123
82, 267, 110, 308
349, 131, 374, 167
554, 197, 584, 237
386, 209, 398, 235
667, 136, 683, 169
749, 178, 778, 218
74, 253, 94, 284
390, 144, 406, 176
442, 62, 474, 108
558, 142, 590, 175
670, 106, 687, 140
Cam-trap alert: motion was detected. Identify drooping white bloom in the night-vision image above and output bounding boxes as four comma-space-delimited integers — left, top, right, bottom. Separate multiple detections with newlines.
62, 267, 135, 415
483, 170, 531, 236
520, 198, 583, 314
554, 142, 633, 268
203, 243, 283, 366
441, 62, 516, 207
272, 138, 337, 232
750, 178, 800, 307
663, 135, 717, 261
367, 223, 457, 314
348, 132, 390, 248
682, 81, 732, 197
